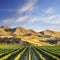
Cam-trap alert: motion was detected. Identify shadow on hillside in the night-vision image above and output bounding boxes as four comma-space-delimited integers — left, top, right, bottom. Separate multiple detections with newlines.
40, 38, 60, 44
0, 38, 31, 45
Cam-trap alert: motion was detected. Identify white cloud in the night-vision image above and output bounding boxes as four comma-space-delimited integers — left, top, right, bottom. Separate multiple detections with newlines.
15, 15, 28, 22
42, 7, 60, 24
0, 0, 38, 13
44, 8, 54, 14
18, 0, 38, 13
50, 17, 60, 24
28, 16, 43, 24
28, 14, 60, 25
2, 18, 13, 23
47, 15, 57, 20
38, 15, 60, 24
29, 18, 38, 23
28, 15, 57, 23
2, 15, 28, 24
45, 15, 60, 24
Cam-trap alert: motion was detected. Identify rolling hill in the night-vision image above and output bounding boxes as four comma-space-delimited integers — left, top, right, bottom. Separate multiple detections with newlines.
0, 26, 60, 46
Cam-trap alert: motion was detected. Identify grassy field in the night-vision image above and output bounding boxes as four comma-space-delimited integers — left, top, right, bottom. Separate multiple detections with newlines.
0, 45, 60, 60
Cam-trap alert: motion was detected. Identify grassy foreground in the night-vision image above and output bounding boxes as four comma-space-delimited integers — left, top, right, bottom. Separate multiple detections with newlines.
0, 44, 60, 60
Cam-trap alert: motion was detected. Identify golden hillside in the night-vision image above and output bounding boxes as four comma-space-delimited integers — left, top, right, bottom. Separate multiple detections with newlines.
13, 27, 41, 36
41, 30, 60, 37
0, 26, 60, 46
0, 28, 11, 36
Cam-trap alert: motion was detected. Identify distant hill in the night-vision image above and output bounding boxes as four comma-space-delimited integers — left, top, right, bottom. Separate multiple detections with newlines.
0, 26, 41, 36
0, 26, 60, 46
13, 27, 41, 36
0, 26, 10, 29
40, 30, 60, 37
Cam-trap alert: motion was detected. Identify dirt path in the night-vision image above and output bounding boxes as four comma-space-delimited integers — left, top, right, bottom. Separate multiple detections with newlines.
31, 48, 40, 60
20, 48, 29, 60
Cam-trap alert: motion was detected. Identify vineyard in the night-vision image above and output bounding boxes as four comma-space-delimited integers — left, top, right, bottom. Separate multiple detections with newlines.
0, 45, 60, 60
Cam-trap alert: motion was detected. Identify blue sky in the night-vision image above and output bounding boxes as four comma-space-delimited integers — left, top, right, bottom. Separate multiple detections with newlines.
0, 0, 60, 32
